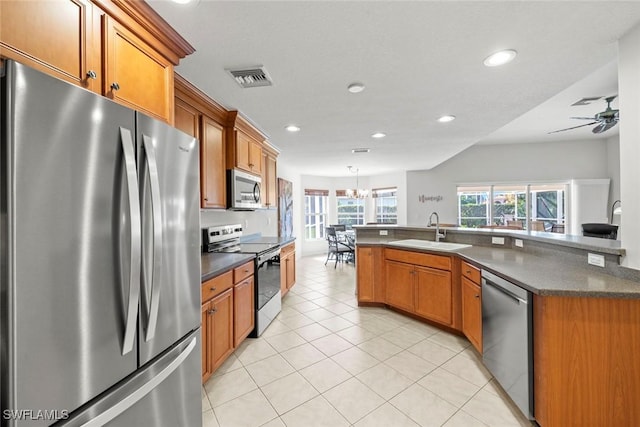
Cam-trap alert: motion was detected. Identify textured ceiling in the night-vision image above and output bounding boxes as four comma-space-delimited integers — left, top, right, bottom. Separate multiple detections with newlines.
148, 0, 640, 177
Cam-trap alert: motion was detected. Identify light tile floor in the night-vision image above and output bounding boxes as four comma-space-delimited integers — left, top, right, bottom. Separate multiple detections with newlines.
203, 256, 534, 427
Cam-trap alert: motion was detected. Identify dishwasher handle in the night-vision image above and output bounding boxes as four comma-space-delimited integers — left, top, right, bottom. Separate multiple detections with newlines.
481, 269, 530, 304
483, 278, 528, 304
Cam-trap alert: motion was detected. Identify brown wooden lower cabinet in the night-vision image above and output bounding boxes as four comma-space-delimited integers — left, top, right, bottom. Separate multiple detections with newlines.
461, 276, 482, 353
201, 261, 255, 383
356, 246, 385, 303
233, 276, 254, 347
207, 288, 234, 377
534, 295, 640, 426
383, 252, 454, 327
280, 243, 296, 296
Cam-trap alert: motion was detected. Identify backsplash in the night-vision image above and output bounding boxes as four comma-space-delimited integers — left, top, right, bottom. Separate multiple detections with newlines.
200, 209, 278, 236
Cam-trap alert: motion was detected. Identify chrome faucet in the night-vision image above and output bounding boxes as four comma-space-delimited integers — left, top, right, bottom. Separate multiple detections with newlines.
428, 211, 446, 242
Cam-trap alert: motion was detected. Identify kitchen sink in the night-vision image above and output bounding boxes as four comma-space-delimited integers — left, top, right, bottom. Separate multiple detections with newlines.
387, 239, 471, 251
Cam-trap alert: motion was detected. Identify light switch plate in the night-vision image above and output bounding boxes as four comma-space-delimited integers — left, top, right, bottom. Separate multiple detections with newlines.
379, 230, 388, 236
588, 253, 605, 267
492, 237, 505, 245
515, 239, 523, 248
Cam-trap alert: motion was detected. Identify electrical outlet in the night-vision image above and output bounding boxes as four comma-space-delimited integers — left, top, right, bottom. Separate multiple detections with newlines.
379, 230, 388, 236
515, 239, 523, 248
588, 253, 605, 268
492, 237, 505, 245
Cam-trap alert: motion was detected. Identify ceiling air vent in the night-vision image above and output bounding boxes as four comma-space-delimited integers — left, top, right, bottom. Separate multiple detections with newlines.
226, 66, 273, 88
352, 148, 371, 154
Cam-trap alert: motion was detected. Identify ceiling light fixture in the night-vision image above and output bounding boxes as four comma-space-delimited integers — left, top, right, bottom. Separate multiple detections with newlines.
285, 125, 300, 132
346, 166, 369, 199
371, 132, 386, 138
347, 83, 365, 93
438, 115, 456, 123
483, 49, 517, 67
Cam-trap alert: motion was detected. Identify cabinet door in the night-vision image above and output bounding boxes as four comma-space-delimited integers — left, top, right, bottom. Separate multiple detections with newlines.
415, 266, 452, 325
357, 247, 375, 302
201, 301, 212, 383
201, 116, 226, 208
210, 288, 234, 373
249, 139, 263, 175
266, 154, 277, 207
234, 131, 252, 172
174, 97, 200, 138
461, 277, 482, 353
385, 260, 415, 312
286, 252, 296, 290
103, 16, 173, 122
234, 277, 255, 347
0, 0, 100, 91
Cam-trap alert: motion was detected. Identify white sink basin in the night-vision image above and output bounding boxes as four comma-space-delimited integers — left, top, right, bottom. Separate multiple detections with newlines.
387, 239, 471, 251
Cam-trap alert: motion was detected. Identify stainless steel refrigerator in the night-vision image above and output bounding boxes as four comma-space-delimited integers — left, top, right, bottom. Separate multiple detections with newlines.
1, 60, 202, 426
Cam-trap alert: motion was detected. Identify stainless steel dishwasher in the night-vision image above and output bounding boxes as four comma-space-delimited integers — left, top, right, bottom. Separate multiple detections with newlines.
481, 270, 534, 420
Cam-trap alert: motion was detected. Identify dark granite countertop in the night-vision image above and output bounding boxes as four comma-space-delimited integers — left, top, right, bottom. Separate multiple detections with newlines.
356, 236, 640, 299
201, 252, 256, 282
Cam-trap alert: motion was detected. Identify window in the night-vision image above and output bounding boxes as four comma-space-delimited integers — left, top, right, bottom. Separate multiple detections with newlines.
304, 189, 328, 240
336, 190, 365, 228
458, 186, 490, 228
457, 183, 567, 233
373, 187, 397, 224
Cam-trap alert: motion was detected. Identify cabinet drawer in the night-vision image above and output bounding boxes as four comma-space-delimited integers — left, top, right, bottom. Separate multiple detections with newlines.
234, 261, 254, 283
202, 270, 234, 303
461, 261, 481, 284
385, 248, 451, 271
280, 242, 295, 256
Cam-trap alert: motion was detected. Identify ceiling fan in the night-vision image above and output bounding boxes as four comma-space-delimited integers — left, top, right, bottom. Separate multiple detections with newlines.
548, 95, 619, 134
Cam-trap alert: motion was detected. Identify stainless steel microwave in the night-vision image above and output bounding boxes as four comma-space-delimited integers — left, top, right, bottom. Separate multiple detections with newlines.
228, 169, 262, 210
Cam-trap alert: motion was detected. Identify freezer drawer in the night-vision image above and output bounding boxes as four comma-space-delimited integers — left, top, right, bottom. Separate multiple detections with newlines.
59, 330, 202, 427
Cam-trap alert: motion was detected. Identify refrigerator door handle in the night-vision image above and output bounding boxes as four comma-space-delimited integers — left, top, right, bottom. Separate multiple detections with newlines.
141, 134, 163, 342
120, 127, 141, 356
78, 336, 197, 427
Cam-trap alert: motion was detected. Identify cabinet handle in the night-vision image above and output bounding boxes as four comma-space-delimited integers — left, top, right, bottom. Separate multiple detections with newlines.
210, 287, 216, 291
204, 197, 208, 201
207, 308, 217, 315
475, 294, 480, 298
86, 70, 97, 80
465, 270, 471, 274
244, 269, 249, 273
111, 82, 120, 91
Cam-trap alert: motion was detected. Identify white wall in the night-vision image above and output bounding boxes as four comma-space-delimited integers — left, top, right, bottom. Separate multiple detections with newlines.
606, 136, 621, 225
406, 140, 611, 226
200, 209, 277, 236
618, 23, 640, 269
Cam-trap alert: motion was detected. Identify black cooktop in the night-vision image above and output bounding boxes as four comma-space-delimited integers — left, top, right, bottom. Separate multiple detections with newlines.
214, 242, 280, 255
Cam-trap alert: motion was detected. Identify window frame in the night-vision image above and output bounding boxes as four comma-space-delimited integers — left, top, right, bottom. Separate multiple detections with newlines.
304, 189, 329, 240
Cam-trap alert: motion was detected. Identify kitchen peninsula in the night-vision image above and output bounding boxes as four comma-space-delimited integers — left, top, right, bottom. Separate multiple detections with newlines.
354, 224, 640, 427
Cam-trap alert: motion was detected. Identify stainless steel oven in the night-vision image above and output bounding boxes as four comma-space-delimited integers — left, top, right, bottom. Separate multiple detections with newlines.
253, 247, 281, 337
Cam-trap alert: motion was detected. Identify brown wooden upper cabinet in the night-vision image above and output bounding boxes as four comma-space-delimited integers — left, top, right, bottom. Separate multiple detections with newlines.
174, 74, 228, 209
0, 0, 194, 123
261, 144, 279, 209
226, 111, 265, 176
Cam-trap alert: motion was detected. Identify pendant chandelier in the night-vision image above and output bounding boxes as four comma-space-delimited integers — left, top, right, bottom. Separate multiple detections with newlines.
346, 166, 369, 199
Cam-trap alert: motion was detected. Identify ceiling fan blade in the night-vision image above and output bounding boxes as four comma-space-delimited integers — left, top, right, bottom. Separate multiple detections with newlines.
592, 121, 618, 134
548, 121, 598, 134
569, 116, 597, 120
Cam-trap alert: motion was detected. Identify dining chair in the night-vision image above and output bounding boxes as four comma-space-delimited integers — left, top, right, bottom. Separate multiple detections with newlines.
325, 227, 354, 268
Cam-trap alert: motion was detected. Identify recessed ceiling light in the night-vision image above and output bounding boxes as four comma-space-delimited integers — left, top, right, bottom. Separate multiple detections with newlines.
172, 0, 194, 4
347, 83, 365, 93
438, 115, 456, 123
371, 132, 386, 138
483, 49, 517, 67
285, 125, 300, 132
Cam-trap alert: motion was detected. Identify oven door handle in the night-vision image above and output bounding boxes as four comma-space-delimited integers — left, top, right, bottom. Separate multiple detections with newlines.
258, 249, 280, 264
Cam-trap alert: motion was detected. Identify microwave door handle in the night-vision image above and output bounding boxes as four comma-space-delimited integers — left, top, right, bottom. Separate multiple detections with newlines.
142, 134, 163, 342
119, 127, 141, 356
253, 182, 261, 203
